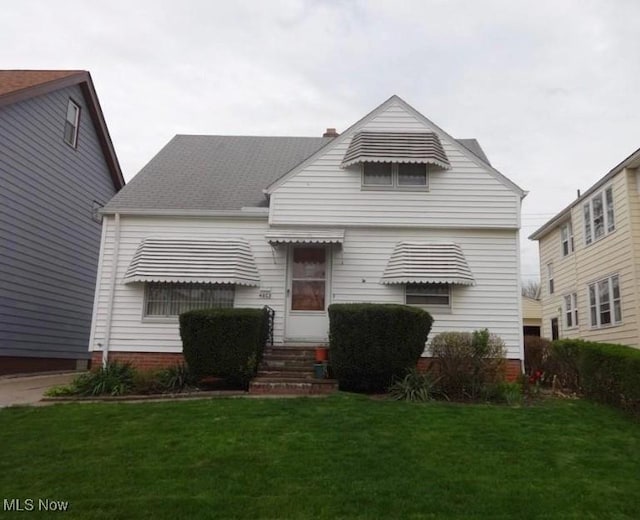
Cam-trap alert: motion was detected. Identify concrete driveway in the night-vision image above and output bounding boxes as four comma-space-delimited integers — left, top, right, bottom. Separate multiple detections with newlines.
0, 372, 77, 407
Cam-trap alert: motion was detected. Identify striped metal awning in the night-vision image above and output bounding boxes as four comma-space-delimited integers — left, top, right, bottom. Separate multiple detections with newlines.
265, 229, 345, 245
341, 131, 450, 169
381, 242, 474, 285
123, 238, 260, 286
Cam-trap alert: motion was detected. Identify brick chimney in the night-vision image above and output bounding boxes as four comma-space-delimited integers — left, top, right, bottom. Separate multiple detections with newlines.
323, 127, 339, 138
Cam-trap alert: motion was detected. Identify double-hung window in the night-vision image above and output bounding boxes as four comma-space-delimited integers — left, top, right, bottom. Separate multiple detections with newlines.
560, 221, 574, 256
584, 187, 615, 245
362, 162, 428, 189
144, 283, 234, 318
588, 275, 621, 328
64, 98, 80, 147
547, 263, 554, 294
564, 293, 578, 328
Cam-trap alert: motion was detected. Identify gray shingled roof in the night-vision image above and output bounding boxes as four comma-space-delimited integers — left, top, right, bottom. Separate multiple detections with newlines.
105, 135, 332, 212
105, 135, 490, 212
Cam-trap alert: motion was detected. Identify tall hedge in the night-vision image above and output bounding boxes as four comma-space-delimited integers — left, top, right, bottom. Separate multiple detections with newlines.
578, 341, 640, 416
179, 307, 269, 388
549, 339, 640, 417
328, 303, 433, 392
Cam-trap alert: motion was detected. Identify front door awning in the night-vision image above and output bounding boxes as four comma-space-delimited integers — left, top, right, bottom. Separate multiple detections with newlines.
381, 242, 474, 285
265, 229, 345, 246
123, 238, 260, 286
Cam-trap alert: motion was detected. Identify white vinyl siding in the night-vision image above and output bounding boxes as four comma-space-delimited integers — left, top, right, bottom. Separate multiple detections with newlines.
92, 219, 522, 359
584, 186, 615, 245
90, 216, 286, 353
269, 101, 520, 229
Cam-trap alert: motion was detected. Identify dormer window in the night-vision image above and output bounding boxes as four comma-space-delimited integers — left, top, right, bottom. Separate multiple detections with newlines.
362, 162, 428, 190
64, 98, 80, 148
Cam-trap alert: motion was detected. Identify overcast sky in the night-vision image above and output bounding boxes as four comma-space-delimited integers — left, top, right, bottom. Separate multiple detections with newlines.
3, 0, 639, 282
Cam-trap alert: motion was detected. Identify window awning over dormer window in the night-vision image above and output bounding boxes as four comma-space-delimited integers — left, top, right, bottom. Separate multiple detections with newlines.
381, 242, 474, 286
123, 238, 260, 286
341, 131, 450, 169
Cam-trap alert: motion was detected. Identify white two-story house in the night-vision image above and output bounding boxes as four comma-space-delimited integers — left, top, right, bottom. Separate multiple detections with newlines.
89, 95, 526, 376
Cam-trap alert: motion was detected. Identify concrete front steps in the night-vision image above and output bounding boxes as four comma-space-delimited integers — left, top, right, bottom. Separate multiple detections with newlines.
249, 345, 338, 395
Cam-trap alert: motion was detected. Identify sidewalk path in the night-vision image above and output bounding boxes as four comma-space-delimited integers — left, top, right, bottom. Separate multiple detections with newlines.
0, 372, 77, 407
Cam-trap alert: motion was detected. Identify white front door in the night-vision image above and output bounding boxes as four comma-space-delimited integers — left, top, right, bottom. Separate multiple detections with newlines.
285, 245, 331, 341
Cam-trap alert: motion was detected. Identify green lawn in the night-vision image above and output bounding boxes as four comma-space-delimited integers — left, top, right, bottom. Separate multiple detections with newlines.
0, 395, 638, 519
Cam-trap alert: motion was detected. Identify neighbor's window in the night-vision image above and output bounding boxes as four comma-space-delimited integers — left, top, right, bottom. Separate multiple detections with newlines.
144, 283, 234, 317
406, 283, 450, 306
564, 292, 578, 328
584, 186, 615, 245
362, 162, 428, 189
560, 221, 574, 256
547, 263, 554, 294
588, 275, 621, 328
64, 98, 81, 147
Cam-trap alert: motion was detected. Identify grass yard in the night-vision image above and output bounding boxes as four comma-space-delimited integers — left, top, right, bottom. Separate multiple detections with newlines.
0, 395, 638, 519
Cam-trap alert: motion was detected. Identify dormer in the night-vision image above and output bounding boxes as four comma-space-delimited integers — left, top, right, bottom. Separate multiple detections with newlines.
341, 131, 450, 191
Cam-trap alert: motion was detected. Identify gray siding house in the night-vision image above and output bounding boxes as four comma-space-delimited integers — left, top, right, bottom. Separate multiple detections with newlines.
0, 70, 124, 374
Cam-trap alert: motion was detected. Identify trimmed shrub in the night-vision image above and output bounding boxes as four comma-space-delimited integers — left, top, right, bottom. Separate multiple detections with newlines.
524, 335, 551, 376
180, 307, 269, 388
429, 329, 507, 400
577, 341, 640, 416
547, 339, 581, 392
328, 303, 433, 392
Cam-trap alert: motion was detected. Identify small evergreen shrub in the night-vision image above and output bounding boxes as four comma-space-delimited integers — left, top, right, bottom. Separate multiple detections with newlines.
429, 329, 507, 400
388, 368, 440, 402
328, 303, 433, 392
180, 307, 269, 388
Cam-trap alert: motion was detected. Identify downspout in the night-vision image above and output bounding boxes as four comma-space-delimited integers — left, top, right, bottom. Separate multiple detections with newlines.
102, 212, 121, 367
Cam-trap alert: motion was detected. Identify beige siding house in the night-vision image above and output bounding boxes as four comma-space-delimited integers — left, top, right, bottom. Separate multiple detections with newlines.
530, 147, 640, 346
90, 96, 526, 374
522, 296, 542, 336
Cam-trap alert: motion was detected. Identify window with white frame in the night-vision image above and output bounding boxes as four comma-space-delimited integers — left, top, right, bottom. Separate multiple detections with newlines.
564, 293, 578, 328
584, 187, 615, 245
547, 263, 554, 294
560, 221, 574, 256
63, 98, 80, 147
588, 275, 621, 328
406, 283, 450, 307
362, 162, 428, 189
144, 283, 234, 317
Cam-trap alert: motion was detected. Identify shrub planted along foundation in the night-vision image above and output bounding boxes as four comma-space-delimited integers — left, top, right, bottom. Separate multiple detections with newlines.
180, 307, 269, 388
328, 303, 433, 392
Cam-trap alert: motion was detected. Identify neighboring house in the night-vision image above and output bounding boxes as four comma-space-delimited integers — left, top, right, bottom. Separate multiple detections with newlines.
0, 70, 124, 374
90, 95, 525, 376
530, 147, 640, 345
522, 296, 542, 336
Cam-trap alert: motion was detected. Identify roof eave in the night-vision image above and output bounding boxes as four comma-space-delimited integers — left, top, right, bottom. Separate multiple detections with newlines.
0, 70, 124, 191
529, 146, 640, 241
